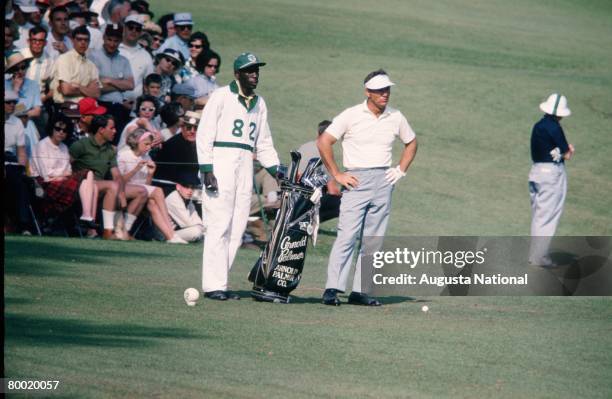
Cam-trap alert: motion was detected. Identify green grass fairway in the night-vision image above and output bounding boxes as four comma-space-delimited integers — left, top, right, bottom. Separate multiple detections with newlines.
5, 236, 612, 398
5, 0, 612, 397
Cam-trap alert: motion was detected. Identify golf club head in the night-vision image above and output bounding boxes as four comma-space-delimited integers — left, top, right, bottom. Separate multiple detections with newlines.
301, 157, 323, 182
302, 168, 328, 189
289, 150, 302, 183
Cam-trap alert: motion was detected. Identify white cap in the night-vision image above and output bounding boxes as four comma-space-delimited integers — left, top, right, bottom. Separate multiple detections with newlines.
124, 14, 145, 26
173, 12, 193, 26
364, 74, 395, 90
539, 93, 571, 117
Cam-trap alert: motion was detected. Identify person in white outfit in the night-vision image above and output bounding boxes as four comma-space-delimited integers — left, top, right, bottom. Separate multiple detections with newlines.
117, 128, 188, 244
196, 52, 280, 300
165, 171, 204, 243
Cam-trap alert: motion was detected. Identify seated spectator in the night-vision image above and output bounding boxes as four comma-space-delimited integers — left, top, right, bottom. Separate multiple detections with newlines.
45, 6, 72, 60
182, 31, 209, 80
29, 113, 99, 231
117, 94, 162, 148
171, 83, 195, 112
156, 12, 192, 60
153, 110, 200, 190
69, 114, 147, 240
154, 48, 183, 99
4, 89, 33, 235
165, 170, 204, 243
117, 129, 187, 244
159, 101, 184, 141
156, 13, 175, 39
5, 52, 42, 157
51, 25, 101, 105
190, 48, 220, 108
297, 120, 341, 223
89, 23, 134, 135
119, 14, 153, 108
143, 73, 165, 106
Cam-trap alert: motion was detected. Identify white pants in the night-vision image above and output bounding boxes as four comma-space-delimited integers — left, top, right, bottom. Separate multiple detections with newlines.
201, 148, 253, 292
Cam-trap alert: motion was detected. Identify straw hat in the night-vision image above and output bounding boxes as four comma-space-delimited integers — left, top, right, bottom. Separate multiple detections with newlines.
539, 93, 571, 117
5, 52, 33, 73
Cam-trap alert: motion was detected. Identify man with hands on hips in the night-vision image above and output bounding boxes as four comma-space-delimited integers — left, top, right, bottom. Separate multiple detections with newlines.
196, 52, 279, 301
317, 69, 417, 306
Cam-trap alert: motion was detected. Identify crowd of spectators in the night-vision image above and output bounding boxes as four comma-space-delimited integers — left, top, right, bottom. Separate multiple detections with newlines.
4, 0, 222, 242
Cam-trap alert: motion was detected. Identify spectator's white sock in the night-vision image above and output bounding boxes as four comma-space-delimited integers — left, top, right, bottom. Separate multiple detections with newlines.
80, 216, 94, 221
102, 210, 115, 230
124, 213, 138, 232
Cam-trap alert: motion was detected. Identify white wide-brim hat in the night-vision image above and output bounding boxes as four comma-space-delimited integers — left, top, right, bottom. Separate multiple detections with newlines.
365, 74, 395, 90
539, 93, 571, 117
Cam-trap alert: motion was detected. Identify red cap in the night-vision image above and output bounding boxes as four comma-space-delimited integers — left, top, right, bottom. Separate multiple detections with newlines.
78, 98, 106, 116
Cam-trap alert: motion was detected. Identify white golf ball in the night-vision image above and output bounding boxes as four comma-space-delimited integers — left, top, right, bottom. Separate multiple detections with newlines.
184, 288, 200, 306
421, 305, 429, 313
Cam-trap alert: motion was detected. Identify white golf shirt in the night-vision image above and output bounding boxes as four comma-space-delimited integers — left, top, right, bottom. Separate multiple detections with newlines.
326, 101, 415, 169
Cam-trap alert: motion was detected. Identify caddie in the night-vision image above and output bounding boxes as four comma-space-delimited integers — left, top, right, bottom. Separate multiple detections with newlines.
317, 69, 418, 306
196, 52, 280, 301
528, 93, 574, 267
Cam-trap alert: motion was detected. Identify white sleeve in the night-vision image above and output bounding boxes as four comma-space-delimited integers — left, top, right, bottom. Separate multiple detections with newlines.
398, 113, 416, 144
30, 141, 46, 179
196, 89, 223, 172
325, 109, 350, 140
117, 149, 131, 176
254, 99, 280, 169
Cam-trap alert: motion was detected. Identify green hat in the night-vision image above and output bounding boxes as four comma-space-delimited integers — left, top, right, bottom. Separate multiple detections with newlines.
233, 52, 266, 71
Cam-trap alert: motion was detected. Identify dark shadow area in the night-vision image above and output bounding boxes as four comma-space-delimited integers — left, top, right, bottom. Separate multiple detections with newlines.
5, 239, 174, 277
5, 313, 208, 348
4, 297, 35, 306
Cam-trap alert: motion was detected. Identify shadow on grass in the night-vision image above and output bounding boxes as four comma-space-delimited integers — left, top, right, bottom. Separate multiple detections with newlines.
5, 313, 208, 348
5, 239, 173, 277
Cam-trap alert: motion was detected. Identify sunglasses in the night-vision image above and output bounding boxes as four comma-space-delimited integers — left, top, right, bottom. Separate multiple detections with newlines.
206, 63, 219, 69
176, 25, 192, 31
5, 100, 18, 105
153, 37, 164, 43
183, 124, 197, 131
189, 43, 203, 49
126, 24, 143, 32
54, 125, 68, 133
13, 64, 29, 72
139, 107, 155, 112
164, 57, 180, 68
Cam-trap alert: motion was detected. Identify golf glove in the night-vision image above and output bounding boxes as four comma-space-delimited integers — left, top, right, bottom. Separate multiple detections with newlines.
385, 165, 406, 186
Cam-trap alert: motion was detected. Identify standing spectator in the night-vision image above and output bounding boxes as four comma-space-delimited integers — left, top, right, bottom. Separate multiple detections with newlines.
154, 48, 183, 99
21, 26, 55, 136
30, 113, 99, 229
190, 49, 220, 108
4, 89, 33, 235
317, 70, 417, 307
5, 20, 21, 58
117, 129, 188, 244
89, 23, 134, 135
165, 170, 204, 243
45, 6, 72, 60
4, 52, 42, 156
143, 20, 163, 52
528, 94, 575, 267
196, 52, 280, 300
68, 8, 103, 50
119, 14, 153, 107
158, 101, 184, 141
156, 13, 174, 39
100, 0, 130, 27
51, 25, 101, 105
69, 114, 147, 240
13, 0, 44, 49
181, 31, 209, 80
156, 12, 192, 61
117, 94, 162, 148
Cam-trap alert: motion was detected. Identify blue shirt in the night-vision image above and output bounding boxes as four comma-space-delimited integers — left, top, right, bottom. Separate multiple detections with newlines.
4, 77, 42, 111
157, 35, 190, 61
89, 48, 134, 104
530, 114, 569, 163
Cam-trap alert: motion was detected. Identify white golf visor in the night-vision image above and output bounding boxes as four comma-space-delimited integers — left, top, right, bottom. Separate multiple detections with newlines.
365, 74, 395, 90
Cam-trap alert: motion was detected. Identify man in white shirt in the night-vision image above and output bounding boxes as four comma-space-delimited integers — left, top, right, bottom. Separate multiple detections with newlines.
317, 69, 418, 306
119, 14, 153, 105
45, 6, 73, 60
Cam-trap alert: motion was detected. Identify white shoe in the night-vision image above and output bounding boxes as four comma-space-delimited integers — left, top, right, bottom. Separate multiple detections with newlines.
168, 235, 188, 244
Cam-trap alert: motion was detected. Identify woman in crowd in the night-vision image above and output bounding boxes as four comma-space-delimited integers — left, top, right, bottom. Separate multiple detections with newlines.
117, 95, 162, 149
182, 31, 209, 80
117, 129, 187, 244
157, 13, 175, 39
159, 102, 184, 141
30, 114, 99, 233
190, 49, 221, 108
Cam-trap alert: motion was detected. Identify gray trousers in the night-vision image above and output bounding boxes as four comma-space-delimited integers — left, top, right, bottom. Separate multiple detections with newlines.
325, 168, 393, 293
528, 163, 567, 265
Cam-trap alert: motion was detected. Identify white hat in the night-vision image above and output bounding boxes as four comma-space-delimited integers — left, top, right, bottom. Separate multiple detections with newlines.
539, 93, 571, 117
14, 0, 39, 13
173, 12, 193, 26
364, 74, 395, 90
124, 14, 145, 26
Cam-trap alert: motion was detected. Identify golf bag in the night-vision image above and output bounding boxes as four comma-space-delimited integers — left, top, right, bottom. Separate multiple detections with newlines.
248, 151, 328, 303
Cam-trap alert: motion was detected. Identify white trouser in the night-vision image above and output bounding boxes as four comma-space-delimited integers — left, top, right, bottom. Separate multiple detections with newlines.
528, 162, 567, 265
201, 147, 253, 292
165, 190, 204, 242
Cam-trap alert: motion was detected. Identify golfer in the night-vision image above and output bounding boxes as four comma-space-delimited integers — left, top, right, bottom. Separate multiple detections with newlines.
528, 93, 574, 267
196, 52, 279, 301
317, 69, 417, 306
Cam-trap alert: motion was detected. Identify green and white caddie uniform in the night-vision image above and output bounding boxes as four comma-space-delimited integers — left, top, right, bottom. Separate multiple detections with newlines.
196, 80, 279, 293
